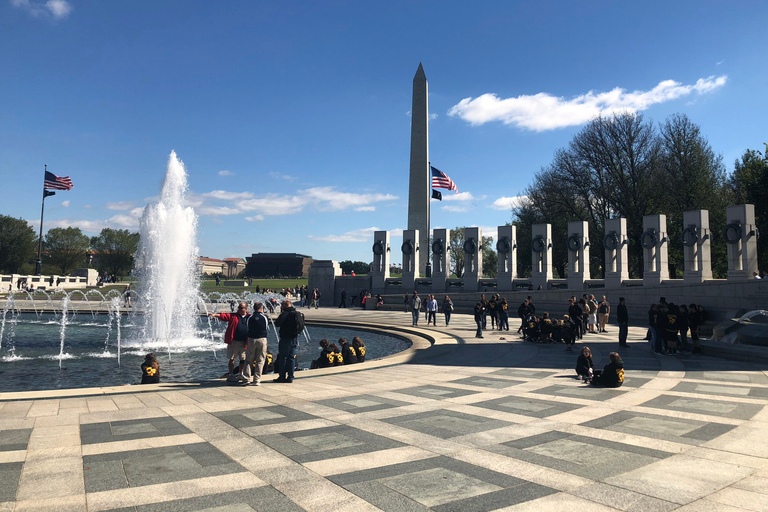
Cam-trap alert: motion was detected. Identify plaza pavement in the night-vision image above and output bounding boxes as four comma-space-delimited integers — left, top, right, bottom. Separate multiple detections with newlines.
1, 307, 768, 512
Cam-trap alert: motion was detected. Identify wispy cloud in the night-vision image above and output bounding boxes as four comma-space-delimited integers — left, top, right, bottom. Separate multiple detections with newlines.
245, 215, 264, 222
309, 227, 381, 243
269, 171, 298, 182
12, 0, 72, 19
442, 205, 470, 213
442, 191, 477, 202
218, 170, 234, 177
106, 201, 135, 211
448, 75, 728, 131
61, 200, 70, 208
200, 190, 254, 201
491, 195, 527, 211
355, 206, 376, 212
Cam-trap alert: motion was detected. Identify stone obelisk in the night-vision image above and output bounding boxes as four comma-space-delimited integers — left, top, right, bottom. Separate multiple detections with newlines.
408, 63, 430, 276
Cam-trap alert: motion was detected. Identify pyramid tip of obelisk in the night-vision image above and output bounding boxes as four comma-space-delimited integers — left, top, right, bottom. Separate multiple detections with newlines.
414, 62, 426, 80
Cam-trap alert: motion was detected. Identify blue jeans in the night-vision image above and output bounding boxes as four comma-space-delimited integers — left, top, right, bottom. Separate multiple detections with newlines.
411, 310, 420, 325
619, 322, 628, 345
476, 319, 483, 337
277, 338, 298, 380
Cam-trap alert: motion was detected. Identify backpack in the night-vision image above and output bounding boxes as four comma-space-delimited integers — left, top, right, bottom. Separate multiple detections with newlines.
294, 310, 305, 333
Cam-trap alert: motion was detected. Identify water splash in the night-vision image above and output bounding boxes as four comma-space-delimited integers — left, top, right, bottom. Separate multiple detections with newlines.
58, 295, 70, 369
136, 151, 200, 356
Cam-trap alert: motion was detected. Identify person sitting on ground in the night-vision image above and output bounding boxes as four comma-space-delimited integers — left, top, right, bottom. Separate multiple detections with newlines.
328, 343, 343, 366
310, 339, 334, 369
352, 336, 366, 362
575, 347, 594, 381
591, 352, 624, 387
141, 353, 160, 384
339, 337, 358, 364
540, 312, 554, 342
524, 315, 541, 342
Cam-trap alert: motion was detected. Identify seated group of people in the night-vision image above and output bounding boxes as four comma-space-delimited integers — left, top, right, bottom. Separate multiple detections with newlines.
310, 337, 366, 368
522, 312, 579, 348
575, 347, 624, 387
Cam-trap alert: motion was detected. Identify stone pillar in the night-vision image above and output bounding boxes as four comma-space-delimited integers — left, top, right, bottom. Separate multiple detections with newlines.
463, 227, 482, 290
431, 228, 450, 292
496, 225, 517, 291
604, 217, 629, 288
371, 230, 391, 290
642, 215, 669, 286
407, 64, 430, 276
726, 204, 759, 280
682, 210, 713, 283
401, 229, 420, 291
567, 221, 590, 290
531, 224, 552, 289
307, 260, 341, 308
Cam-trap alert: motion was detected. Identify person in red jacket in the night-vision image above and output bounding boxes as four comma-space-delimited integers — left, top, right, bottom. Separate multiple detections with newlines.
209, 302, 250, 379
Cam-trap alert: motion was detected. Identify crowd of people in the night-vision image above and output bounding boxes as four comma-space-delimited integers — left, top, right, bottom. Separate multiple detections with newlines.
647, 297, 707, 355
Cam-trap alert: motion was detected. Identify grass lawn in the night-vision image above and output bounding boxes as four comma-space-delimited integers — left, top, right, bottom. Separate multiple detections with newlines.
200, 278, 308, 293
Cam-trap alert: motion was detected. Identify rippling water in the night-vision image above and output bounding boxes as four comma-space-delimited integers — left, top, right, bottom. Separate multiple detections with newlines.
0, 313, 411, 392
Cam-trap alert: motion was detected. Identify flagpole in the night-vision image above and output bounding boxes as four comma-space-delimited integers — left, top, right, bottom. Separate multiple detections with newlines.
426, 161, 431, 278
35, 164, 48, 276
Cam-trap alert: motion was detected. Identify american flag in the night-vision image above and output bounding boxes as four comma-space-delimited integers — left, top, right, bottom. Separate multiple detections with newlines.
431, 166, 458, 193
44, 171, 73, 191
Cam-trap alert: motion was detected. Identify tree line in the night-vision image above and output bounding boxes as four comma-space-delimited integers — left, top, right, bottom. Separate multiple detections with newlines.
511, 112, 768, 278
0, 216, 139, 277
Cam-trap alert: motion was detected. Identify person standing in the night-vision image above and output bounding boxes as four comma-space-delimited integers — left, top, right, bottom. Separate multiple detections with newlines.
474, 301, 485, 338
568, 298, 583, 340
409, 291, 421, 326
688, 303, 702, 354
339, 289, 347, 308
209, 302, 251, 379
426, 295, 437, 325
124, 284, 132, 308
442, 295, 453, 326
403, 293, 409, 313
274, 300, 305, 383
498, 297, 509, 331
617, 297, 629, 348
488, 295, 498, 330
244, 302, 269, 386
598, 295, 610, 333
517, 299, 530, 335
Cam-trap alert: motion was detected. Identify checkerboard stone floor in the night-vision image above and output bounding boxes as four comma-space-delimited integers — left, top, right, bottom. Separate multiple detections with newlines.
2, 308, 768, 511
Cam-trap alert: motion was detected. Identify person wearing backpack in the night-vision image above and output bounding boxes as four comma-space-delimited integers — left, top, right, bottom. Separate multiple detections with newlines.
273, 300, 305, 383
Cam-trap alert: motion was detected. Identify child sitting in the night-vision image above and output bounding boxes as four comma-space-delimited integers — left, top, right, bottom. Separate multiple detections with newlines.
575, 347, 594, 381
141, 353, 160, 384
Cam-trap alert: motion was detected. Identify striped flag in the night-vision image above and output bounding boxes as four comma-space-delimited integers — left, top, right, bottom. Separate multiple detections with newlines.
44, 171, 73, 191
430, 166, 457, 193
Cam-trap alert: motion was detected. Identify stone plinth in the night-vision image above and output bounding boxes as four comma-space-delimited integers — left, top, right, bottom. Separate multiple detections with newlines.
683, 210, 713, 283
604, 218, 629, 289
531, 224, 552, 289
496, 225, 517, 291
726, 204, 759, 281
432, 228, 450, 292
308, 260, 341, 308
463, 227, 482, 290
567, 221, 590, 290
402, 229, 420, 291
642, 215, 669, 286
371, 230, 391, 290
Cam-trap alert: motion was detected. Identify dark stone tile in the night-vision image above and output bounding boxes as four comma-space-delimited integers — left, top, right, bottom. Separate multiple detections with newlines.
83, 460, 129, 493
0, 462, 23, 503
213, 405, 317, 429
131, 486, 303, 512
432, 483, 558, 512
489, 369, 558, 379
671, 381, 768, 399
581, 410, 736, 445
345, 481, 430, 512
392, 385, 480, 400
315, 394, 412, 414
80, 418, 191, 445
449, 376, 526, 389
0, 428, 32, 451
640, 394, 763, 420
530, 384, 628, 402
379, 409, 514, 439
470, 396, 584, 418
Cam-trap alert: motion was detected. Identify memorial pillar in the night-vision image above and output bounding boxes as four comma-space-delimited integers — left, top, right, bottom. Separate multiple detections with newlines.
726, 204, 759, 280
496, 225, 517, 291
371, 230, 391, 291
682, 210, 712, 283
531, 223, 552, 289
431, 228, 450, 292
567, 221, 590, 290
401, 229, 420, 291
463, 227, 482, 290
642, 215, 669, 286
604, 218, 628, 288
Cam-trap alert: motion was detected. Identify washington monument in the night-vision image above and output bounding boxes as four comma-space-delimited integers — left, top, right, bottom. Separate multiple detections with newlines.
407, 63, 430, 276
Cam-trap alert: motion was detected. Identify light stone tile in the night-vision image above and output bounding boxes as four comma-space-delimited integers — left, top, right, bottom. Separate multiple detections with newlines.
13, 494, 87, 512
86, 400, 119, 413
686, 446, 768, 470
571, 482, 678, 512
30, 425, 79, 438
709, 487, 768, 511
0, 501, 12, 512
705, 425, 768, 458
85, 472, 265, 512
271, 474, 378, 512
79, 407, 167, 425
732, 475, 768, 494
27, 432, 80, 450
604, 455, 753, 504
492, 492, 621, 512
81, 432, 205, 456
25, 446, 80, 461
672, 499, 746, 512
302, 446, 435, 476
242, 418, 340, 436
34, 412, 81, 427
16, 471, 85, 500
26, 401, 60, 417
0, 450, 25, 463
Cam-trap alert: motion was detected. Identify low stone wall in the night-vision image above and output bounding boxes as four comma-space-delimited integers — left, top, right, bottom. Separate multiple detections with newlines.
0, 270, 97, 291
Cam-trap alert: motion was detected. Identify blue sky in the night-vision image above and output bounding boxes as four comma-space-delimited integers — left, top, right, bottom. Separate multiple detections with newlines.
2, 1, 766, 265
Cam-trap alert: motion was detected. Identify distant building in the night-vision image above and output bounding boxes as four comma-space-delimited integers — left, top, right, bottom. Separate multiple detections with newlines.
198, 257, 247, 278
245, 253, 314, 278
223, 258, 246, 278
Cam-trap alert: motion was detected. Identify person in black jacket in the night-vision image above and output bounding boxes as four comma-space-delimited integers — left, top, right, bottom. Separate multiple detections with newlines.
141, 353, 160, 384
661, 304, 680, 355
274, 300, 305, 383
328, 343, 343, 366
617, 297, 629, 348
678, 304, 690, 353
591, 352, 624, 387
688, 303, 701, 354
474, 302, 485, 338
568, 298, 583, 340
352, 337, 366, 362
339, 337, 358, 364
311, 339, 335, 369
575, 347, 594, 381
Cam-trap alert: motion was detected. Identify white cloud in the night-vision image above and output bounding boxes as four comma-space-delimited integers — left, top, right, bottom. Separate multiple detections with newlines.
429, 113, 438, 120
442, 205, 470, 213
309, 227, 380, 243
106, 201, 135, 211
200, 190, 254, 201
236, 194, 306, 216
218, 170, 234, 176
12, 0, 71, 19
355, 206, 376, 212
269, 171, 298, 182
245, 215, 264, 222
491, 195, 527, 211
61, 200, 70, 208
442, 191, 476, 202
196, 206, 242, 216
302, 187, 398, 211
479, 226, 498, 241
448, 75, 728, 131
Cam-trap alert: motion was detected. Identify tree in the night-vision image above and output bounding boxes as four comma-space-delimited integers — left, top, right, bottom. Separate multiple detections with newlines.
0, 215, 36, 274
339, 260, 370, 275
43, 227, 90, 275
449, 227, 493, 277
89, 228, 140, 277
729, 145, 768, 273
